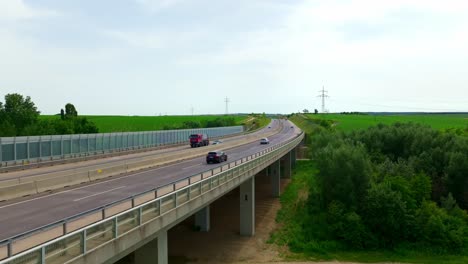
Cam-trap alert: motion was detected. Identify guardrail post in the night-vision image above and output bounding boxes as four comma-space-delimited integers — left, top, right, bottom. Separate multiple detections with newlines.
7, 240, 12, 257
139, 207, 143, 226
113, 218, 118, 238
41, 246, 46, 264
63, 221, 67, 235
82, 229, 87, 254
158, 199, 162, 215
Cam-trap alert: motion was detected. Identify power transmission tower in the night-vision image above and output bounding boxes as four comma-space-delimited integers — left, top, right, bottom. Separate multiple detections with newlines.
190, 106, 194, 115
224, 97, 230, 115
317, 86, 329, 113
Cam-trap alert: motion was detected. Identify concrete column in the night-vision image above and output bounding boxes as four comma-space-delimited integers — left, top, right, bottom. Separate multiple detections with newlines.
134, 231, 168, 264
270, 160, 280, 197
134, 237, 157, 263
195, 205, 210, 232
157, 231, 168, 264
282, 152, 292, 179
291, 148, 297, 169
240, 177, 255, 236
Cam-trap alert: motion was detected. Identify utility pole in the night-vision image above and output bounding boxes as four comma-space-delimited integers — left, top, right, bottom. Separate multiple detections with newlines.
224, 97, 230, 115
317, 86, 329, 113
190, 106, 194, 116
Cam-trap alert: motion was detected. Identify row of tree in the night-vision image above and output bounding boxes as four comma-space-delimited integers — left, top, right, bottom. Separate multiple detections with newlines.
305, 122, 468, 252
0, 93, 98, 137
161, 117, 238, 130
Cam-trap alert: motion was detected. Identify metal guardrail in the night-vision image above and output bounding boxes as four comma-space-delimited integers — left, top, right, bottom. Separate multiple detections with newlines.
0, 126, 244, 167
0, 131, 303, 264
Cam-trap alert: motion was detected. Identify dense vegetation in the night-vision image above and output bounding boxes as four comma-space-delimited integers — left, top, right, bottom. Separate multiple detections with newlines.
273, 114, 468, 263
0, 93, 98, 136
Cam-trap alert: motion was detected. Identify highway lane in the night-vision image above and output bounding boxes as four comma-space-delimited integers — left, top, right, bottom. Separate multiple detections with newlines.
0, 122, 275, 181
0, 120, 299, 241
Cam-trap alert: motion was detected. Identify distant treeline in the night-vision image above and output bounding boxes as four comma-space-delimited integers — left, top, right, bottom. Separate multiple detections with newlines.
161, 118, 237, 130
0, 93, 242, 137
0, 93, 98, 137
339, 111, 368, 115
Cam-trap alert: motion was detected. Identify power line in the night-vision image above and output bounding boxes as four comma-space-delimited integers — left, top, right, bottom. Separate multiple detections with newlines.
317, 86, 329, 113
224, 97, 230, 115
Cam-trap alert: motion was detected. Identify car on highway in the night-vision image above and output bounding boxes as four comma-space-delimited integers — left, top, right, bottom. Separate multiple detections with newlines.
206, 151, 227, 163
212, 140, 223, 145
260, 138, 269, 144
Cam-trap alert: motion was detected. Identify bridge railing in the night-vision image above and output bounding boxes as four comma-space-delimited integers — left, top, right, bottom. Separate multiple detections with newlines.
0, 126, 244, 167
0, 131, 303, 264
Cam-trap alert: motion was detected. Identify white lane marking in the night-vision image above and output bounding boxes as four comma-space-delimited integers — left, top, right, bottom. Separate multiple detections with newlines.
73, 186, 126, 202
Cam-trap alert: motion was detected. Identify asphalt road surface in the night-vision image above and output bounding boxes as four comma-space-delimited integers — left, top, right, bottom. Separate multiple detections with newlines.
0, 119, 300, 241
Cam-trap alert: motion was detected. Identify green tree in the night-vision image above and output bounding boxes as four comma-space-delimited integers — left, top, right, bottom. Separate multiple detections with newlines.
363, 182, 409, 247
315, 142, 372, 209
1, 93, 40, 136
64, 103, 78, 118
446, 152, 468, 208
415, 200, 468, 251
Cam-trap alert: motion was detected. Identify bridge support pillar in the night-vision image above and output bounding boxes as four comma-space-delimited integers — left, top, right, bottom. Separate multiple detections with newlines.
270, 160, 280, 197
157, 231, 168, 264
291, 148, 297, 169
135, 231, 168, 264
195, 205, 210, 232
282, 151, 292, 179
240, 177, 255, 236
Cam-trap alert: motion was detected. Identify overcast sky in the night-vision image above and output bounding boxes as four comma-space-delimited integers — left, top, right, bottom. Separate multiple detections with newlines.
0, 0, 467, 115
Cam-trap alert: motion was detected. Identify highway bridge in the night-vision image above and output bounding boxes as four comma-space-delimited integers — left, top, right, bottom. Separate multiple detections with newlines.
0, 119, 303, 264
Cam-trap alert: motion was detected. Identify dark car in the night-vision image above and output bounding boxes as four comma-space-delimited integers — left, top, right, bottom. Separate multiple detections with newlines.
206, 151, 227, 164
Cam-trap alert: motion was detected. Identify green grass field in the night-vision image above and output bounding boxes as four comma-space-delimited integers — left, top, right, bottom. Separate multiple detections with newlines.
304, 113, 468, 132
40, 115, 248, 133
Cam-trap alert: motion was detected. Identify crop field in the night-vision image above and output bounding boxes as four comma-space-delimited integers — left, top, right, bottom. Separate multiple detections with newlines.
40, 115, 248, 133
304, 113, 468, 131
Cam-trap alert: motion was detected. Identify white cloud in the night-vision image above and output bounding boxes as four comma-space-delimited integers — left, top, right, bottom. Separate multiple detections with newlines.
105, 30, 165, 49
105, 28, 207, 50
0, 0, 58, 20
134, 0, 184, 12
